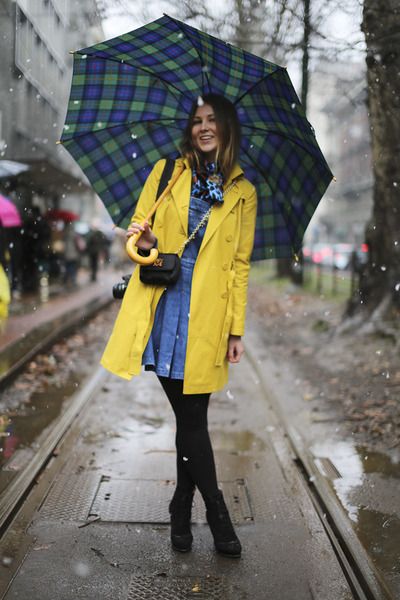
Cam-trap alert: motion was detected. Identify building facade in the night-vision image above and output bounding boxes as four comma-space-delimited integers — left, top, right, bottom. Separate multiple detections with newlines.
0, 0, 104, 218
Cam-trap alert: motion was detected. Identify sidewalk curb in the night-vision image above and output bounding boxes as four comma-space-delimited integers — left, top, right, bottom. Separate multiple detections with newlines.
0, 366, 108, 535
0, 291, 112, 389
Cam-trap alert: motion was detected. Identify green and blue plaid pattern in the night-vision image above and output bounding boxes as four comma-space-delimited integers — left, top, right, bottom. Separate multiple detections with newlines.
61, 14, 333, 260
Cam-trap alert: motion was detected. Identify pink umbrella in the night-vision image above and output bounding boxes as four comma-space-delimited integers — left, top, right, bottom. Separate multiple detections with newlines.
0, 195, 22, 228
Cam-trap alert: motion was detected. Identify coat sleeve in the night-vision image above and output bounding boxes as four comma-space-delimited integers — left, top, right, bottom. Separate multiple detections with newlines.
129, 159, 166, 226
230, 184, 257, 336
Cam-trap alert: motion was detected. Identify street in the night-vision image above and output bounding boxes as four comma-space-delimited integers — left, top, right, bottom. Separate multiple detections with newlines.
0, 309, 354, 599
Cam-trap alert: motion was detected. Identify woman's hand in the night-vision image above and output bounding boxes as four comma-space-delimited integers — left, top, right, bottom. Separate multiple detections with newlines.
227, 335, 244, 363
126, 220, 156, 250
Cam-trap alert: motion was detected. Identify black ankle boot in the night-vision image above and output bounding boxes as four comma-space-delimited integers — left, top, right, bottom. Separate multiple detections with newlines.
169, 489, 195, 552
205, 490, 242, 557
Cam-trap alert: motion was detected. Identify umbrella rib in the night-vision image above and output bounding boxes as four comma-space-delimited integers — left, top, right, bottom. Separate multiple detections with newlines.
76, 51, 193, 112
165, 14, 211, 93
240, 124, 323, 159
240, 144, 299, 255
234, 67, 284, 106
62, 117, 186, 142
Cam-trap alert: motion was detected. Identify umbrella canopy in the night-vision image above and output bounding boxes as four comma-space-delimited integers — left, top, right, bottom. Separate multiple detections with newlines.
0, 160, 29, 179
61, 14, 333, 260
0, 195, 22, 228
45, 209, 79, 223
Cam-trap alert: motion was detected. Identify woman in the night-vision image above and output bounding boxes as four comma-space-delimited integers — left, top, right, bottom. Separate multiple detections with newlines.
101, 94, 257, 558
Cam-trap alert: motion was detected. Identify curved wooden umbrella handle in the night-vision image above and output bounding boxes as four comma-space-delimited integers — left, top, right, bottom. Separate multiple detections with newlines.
125, 162, 184, 264
126, 233, 159, 265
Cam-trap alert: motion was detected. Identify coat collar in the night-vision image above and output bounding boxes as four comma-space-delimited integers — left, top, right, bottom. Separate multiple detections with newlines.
170, 157, 244, 249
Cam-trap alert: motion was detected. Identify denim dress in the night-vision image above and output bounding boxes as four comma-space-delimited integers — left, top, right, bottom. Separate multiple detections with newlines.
141, 193, 210, 379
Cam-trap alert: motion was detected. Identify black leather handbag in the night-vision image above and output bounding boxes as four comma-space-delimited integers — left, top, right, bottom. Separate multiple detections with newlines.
139, 252, 181, 286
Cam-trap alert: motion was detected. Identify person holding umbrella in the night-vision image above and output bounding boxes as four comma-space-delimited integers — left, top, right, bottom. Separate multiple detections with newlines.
61, 14, 332, 560
101, 94, 257, 557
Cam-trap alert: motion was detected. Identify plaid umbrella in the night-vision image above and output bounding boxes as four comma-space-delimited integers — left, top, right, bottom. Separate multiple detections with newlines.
60, 14, 333, 260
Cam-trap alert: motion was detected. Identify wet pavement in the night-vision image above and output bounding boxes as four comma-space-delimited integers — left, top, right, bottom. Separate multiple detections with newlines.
0, 349, 353, 599
246, 317, 400, 599
310, 440, 400, 595
0, 272, 398, 598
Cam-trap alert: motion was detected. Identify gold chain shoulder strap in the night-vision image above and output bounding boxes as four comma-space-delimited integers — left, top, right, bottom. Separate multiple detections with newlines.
175, 181, 237, 254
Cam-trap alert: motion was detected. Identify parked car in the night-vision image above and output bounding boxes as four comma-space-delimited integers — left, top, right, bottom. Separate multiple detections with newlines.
310, 243, 334, 266
303, 242, 369, 270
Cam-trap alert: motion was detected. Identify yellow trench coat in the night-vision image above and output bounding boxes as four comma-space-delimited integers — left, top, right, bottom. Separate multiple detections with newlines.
100, 157, 257, 394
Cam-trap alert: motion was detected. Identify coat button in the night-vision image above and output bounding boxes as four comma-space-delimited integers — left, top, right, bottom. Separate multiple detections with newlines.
226, 234, 233, 242
221, 291, 228, 299
222, 263, 228, 271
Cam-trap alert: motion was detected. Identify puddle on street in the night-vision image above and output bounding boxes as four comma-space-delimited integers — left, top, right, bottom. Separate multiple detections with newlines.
356, 508, 400, 576
0, 379, 83, 495
211, 429, 266, 453
310, 438, 400, 590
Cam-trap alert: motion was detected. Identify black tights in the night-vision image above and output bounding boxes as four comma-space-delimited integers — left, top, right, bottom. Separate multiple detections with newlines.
158, 376, 219, 500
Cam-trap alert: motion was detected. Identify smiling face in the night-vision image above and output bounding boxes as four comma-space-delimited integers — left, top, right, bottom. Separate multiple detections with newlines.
191, 103, 220, 161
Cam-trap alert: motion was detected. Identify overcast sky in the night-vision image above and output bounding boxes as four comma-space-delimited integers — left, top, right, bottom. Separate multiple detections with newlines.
102, 1, 363, 53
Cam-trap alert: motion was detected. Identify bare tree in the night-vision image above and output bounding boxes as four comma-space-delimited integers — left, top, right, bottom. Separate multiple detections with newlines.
346, 0, 400, 330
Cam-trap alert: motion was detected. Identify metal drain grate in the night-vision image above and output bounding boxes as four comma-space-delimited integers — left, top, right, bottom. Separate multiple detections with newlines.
89, 477, 253, 524
127, 575, 247, 599
39, 471, 101, 521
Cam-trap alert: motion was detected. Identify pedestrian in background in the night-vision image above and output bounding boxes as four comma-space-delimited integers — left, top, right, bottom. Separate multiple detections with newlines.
21, 207, 50, 293
101, 94, 257, 558
63, 221, 80, 288
85, 226, 105, 282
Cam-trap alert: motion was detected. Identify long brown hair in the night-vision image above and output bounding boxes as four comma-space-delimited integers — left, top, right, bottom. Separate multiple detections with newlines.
180, 94, 241, 181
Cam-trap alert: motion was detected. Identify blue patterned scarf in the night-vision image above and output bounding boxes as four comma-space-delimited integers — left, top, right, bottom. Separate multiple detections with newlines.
191, 162, 224, 204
